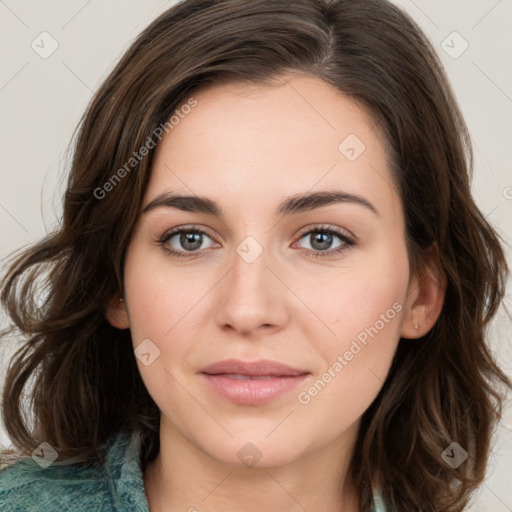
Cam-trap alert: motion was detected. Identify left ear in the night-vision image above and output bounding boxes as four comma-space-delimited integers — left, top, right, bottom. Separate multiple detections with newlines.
401, 242, 446, 339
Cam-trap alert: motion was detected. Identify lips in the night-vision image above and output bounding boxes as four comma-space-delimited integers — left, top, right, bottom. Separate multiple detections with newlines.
199, 358, 309, 378
199, 358, 310, 405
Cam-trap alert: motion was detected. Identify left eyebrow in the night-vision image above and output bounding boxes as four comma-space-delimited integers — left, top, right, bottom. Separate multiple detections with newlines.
142, 190, 379, 217
278, 190, 379, 217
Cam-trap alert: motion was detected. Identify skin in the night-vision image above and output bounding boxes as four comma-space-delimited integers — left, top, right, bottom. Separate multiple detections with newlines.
107, 73, 445, 512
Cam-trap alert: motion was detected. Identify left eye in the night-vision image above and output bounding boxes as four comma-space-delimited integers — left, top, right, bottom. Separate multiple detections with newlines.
295, 227, 354, 255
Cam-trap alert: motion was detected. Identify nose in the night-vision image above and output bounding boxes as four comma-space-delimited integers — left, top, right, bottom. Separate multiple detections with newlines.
213, 243, 290, 337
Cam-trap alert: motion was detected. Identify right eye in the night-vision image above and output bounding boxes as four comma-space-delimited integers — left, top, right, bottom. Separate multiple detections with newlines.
157, 225, 219, 258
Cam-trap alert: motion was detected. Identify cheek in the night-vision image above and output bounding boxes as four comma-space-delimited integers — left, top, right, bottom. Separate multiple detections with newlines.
293, 247, 408, 410
122, 245, 223, 407
123, 243, 207, 340
122, 249, 199, 418
294, 291, 403, 445
300, 243, 408, 346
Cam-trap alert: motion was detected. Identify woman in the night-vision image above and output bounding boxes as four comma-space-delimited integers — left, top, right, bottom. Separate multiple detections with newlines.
0, 0, 509, 510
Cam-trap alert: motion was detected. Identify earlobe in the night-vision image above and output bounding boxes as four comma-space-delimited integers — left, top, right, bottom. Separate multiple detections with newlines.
105, 296, 130, 330
412, 304, 426, 332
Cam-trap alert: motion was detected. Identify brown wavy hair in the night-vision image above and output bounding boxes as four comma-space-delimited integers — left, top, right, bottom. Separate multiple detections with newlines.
1, 0, 510, 510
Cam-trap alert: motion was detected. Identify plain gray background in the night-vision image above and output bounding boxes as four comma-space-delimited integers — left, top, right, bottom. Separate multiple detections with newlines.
0, 1, 511, 510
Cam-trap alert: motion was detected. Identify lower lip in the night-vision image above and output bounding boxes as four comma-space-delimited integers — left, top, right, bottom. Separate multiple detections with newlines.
200, 373, 310, 405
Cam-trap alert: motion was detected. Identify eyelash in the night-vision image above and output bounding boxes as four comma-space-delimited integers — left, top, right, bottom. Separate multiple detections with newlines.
156, 224, 356, 259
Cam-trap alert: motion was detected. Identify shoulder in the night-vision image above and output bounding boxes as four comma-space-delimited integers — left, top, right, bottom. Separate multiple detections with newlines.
0, 456, 113, 511
0, 429, 149, 512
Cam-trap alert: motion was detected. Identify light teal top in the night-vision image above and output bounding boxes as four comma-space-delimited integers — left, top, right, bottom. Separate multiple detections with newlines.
0, 429, 388, 511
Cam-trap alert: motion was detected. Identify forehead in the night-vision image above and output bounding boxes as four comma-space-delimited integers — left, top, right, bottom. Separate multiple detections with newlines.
146, 74, 400, 222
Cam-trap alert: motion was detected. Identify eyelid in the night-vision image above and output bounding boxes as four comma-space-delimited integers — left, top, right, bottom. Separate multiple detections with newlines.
295, 223, 356, 242
158, 224, 218, 243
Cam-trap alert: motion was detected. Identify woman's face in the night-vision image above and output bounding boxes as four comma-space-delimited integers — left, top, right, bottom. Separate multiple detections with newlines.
116, 74, 422, 468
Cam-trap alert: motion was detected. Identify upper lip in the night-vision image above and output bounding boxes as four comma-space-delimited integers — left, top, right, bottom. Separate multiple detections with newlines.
200, 358, 309, 377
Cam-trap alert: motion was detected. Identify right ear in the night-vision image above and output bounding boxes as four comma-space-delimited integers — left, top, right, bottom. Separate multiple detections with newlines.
105, 294, 130, 329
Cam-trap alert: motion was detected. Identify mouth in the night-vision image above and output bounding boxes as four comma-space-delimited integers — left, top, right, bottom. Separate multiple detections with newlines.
199, 359, 310, 405
208, 373, 298, 380
199, 358, 309, 377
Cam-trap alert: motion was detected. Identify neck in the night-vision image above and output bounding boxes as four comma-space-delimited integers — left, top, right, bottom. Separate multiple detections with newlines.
143, 418, 361, 512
